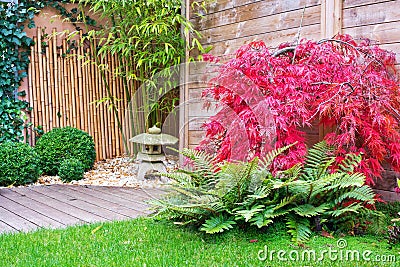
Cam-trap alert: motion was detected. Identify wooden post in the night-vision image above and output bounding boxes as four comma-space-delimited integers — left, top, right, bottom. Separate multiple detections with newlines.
180, 0, 191, 164
321, 0, 343, 39
320, 0, 343, 141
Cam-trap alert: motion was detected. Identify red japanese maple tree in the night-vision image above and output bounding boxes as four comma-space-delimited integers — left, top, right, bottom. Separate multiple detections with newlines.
199, 34, 400, 185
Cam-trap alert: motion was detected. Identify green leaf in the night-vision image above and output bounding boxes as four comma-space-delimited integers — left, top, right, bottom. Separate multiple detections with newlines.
235, 204, 265, 222
286, 214, 312, 243
200, 215, 236, 234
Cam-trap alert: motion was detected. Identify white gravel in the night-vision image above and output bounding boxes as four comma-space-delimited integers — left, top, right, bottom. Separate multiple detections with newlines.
33, 155, 178, 189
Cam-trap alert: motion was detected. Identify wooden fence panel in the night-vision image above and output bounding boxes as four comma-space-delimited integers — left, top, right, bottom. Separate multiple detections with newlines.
27, 27, 135, 161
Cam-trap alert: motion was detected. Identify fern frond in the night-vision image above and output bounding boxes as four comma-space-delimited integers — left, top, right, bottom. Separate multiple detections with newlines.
292, 203, 331, 217
179, 148, 219, 184
262, 205, 290, 219
301, 141, 335, 181
288, 180, 312, 196
337, 152, 362, 173
330, 172, 365, 189
286, 214, 312, 243
274, 195, 297, 211
335, 186, 376, 204
310, 172, 365, 200
200, 215, 236, 234
277, 163, 302, 180
220, 158, 259, 206
159, 171, 193, 185
249, 213, 274, 228
235, 204, 265, 222
243, 184, 274, 206
259, 143, 295, 169
248, 168, 273, 193
326, 202, 363, 217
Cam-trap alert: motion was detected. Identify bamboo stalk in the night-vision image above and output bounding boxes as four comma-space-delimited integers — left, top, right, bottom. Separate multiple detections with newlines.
47, 38, 55, 131
71, 51, 81, 128
108, 52, 117, 158
27, 47, 34, 145
37, 28, 47, 132
64, 39, 74, 126
90, 47, 100, 160
30, 38, 37, 144
105, 53, 113, 158
80, 31, 89, 134
83, 49, 90, 134
99, 54, 108, 159
117, 55, 125, 156
92, 39, 103, 160
33, 36, 42, 134
77, 32, 85, 131
61, 40, 68, 127
57, 55, 64, 128
43, 45, 50, 132
52, 28, 60, 128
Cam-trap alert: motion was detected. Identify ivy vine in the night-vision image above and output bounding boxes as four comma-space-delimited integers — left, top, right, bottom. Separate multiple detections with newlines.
0, 0, 92, 143
0, 1, 34, 142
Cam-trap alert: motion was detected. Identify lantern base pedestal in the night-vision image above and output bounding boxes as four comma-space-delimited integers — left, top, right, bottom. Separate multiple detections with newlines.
136, 161, 167, 181
136, 152, 167, 180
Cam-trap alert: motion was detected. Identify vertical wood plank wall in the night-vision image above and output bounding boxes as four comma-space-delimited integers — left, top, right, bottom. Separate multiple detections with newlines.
26, 27, 136, 161
185, 0, 323, 149
185, 0, 400, 199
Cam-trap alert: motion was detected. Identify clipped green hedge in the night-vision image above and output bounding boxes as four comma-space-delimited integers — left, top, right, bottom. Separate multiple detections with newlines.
0, 141, 41, 186
35, 126, 96, 175
59, 158, 85, 182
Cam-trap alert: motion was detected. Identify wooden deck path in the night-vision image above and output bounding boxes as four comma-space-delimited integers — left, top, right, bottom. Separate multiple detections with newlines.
0, 184, 164, 235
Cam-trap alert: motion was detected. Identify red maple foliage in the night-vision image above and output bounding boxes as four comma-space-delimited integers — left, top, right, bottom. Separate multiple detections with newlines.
199, 34, 400, 185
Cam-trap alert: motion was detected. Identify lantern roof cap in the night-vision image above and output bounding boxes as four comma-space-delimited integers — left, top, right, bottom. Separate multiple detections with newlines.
129, 133, 178, 145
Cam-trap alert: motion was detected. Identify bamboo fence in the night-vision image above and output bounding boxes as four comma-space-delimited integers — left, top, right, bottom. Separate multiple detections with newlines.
26, 27, 142, 160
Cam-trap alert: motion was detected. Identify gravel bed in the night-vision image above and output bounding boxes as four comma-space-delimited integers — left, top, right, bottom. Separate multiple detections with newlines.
31, 155, 178, 189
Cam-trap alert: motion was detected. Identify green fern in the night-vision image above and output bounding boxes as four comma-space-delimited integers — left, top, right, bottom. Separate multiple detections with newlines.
249, 214, 274, 228
335, 186, 376, 204
235, 204, 265, 222
286, 214, 312, 243
301, 141, 335, 181
292, 203, 331, 217
327, 202, 364, 217
259, 143, 295, 169
337, 152, 362, 173
150, 143, 382, 244
179, 148, 219, 185
200, 215, 236, 234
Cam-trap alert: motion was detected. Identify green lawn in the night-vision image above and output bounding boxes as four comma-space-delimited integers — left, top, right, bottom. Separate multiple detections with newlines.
1, 217, 399, 267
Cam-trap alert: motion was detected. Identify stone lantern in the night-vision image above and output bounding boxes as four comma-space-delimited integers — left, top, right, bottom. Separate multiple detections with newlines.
129, 125, 178, 180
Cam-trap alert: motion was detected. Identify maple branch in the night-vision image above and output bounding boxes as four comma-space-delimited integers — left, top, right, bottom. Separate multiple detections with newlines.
308, 82, 354, 122
318, 38, 393, 79
384, 102, 400, 123
272, 46, 295, 57
292, 5, 306, 64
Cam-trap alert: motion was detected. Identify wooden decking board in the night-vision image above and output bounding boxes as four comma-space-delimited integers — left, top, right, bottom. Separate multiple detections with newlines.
29, 186, 106, 223
19, 187, 106, 223
117, 186, 167, 199
85, 185, 152, 202
87, 186, 158, 206
0, 220, 17, 233
70, 186, 150, 211
1, 188, 82, 226
0, 195, 65, 229
0, 185, 159, 235
47, 185, 146, 218
43, 185, 130, 221
0, 206, 37, 232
